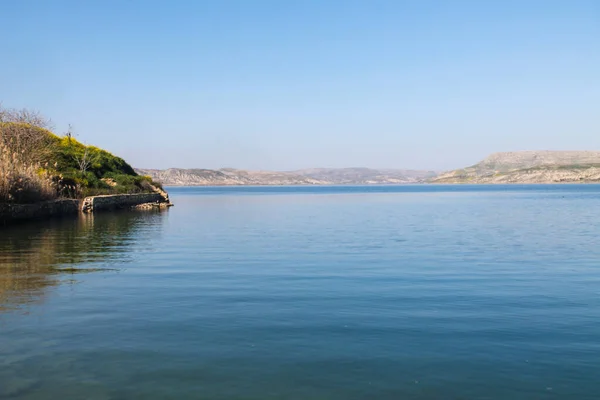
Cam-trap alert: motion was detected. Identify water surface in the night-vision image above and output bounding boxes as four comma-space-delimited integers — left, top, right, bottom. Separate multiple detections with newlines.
1, 185, 600, 399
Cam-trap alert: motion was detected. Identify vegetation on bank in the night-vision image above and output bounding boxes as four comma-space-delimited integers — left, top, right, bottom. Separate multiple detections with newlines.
0, 106, 161, 204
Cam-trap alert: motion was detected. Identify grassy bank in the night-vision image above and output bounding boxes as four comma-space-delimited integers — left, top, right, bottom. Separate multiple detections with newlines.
0, 107, 161, 204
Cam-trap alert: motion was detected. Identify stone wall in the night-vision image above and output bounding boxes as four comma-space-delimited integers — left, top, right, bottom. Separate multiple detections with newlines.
1, 192, 171, 226
81, 193, 164, 213
0, 199, 81, 226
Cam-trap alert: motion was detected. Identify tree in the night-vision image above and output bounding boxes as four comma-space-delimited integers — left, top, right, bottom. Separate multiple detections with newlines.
65, 124, 74, 144
0, 105, 55, 165
74, 146, 98, 176
0, 104, 52, 129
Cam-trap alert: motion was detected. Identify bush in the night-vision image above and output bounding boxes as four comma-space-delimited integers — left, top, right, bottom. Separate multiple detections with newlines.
0, 106, 160, 203
0, 143, 56, 204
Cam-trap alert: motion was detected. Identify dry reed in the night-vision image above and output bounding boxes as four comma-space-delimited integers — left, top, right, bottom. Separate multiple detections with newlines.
0, 135, 56, 204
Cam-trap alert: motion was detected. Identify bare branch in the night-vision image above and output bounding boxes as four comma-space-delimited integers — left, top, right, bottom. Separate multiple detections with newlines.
74, 146, 99, 175
0, 105, 52, 129
65, 124, 74, 144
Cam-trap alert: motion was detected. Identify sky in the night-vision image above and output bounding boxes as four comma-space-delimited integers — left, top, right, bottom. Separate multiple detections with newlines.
1, 0, 598, 171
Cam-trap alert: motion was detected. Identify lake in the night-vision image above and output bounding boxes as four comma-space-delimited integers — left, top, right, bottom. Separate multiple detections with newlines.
1, 185, 600, 399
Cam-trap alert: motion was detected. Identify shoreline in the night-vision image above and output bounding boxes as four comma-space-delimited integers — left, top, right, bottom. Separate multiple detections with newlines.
3, 181, 597, 226
1, 192, 172, 227
161, 181, 600, 187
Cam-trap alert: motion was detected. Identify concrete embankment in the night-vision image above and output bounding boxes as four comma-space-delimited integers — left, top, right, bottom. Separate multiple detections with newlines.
81, 193, 164, 213
0, 199, 81, 225
1, 192, 172, 226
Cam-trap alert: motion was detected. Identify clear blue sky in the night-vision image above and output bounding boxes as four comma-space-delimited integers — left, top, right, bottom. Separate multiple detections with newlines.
1, 0, 598, 171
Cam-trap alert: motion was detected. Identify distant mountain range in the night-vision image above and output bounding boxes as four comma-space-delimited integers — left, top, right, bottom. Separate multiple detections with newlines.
135, 167, 438, 186
432, 151, 600, 183
138, 151, 600, 186
293, 168, 437, 184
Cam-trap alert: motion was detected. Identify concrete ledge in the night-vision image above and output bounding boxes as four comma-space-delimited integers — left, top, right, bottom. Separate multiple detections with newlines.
1, 191, 171, 226
81, 193, 164, 213
0, 199, 81, 226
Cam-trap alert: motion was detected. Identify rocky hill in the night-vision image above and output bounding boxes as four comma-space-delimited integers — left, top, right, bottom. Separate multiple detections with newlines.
432, 151, 600, 183
1, 106, 162, 204
135, 168, 327, 186
293, 168, 437, 184
135, 167, 436, 186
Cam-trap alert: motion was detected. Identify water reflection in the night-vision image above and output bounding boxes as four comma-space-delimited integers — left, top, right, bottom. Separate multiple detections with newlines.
0, 210, 168, 311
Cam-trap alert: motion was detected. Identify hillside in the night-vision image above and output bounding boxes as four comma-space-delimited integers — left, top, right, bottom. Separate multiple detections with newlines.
136, 168, 326, 186
135, 167, 436, 186
293, 168, 437, 184
0, 107, 161, 203
432, 151, 600, 183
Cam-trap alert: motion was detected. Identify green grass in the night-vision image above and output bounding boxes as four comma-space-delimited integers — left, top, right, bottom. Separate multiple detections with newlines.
47, 134, 158, 197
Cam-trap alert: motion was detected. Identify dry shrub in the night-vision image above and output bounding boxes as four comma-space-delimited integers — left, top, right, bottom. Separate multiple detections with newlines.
0, 106, 55, 164
0, 120, 58, 205
0, 105, 52, 129
0, 122, 56, 166
0, 106, 58, 203
0, 143, 56, 203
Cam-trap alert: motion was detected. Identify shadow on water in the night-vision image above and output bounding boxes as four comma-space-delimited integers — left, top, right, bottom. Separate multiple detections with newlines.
0, 210, 168, 312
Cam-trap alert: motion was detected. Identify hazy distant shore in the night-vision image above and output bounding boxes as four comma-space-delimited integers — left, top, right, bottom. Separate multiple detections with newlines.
138, 151, 600, 186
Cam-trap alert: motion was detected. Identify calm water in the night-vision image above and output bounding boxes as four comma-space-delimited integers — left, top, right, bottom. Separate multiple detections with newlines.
1, 185, 600, 399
